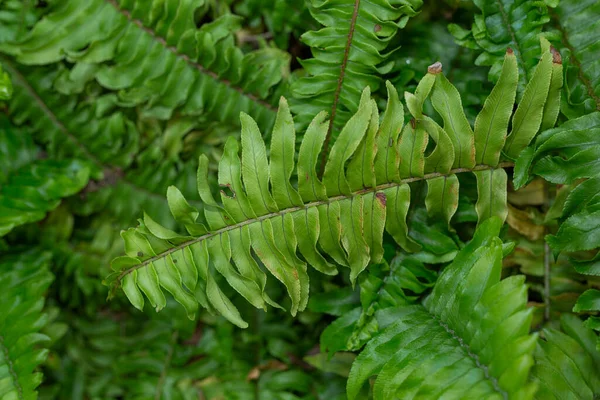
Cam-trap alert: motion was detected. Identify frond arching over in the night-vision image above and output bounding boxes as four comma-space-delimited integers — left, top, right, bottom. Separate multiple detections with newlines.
107, 52, 556, 327
0, 251, 54, 400
1, 0, 290, 130
346, 218, 537, 400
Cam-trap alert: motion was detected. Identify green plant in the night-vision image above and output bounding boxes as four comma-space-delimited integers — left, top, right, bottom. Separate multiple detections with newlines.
0, 1, 598, 399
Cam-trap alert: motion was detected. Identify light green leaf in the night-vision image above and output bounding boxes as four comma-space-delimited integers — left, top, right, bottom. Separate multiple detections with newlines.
474, 49, 518, 166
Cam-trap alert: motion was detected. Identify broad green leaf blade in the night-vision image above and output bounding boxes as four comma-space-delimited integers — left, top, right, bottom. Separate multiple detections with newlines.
421, 117, 454, 174
292, 208, 338, 276
431, 72, 475, 168
219, 138, 257, 223
347, 99, 379, 191
474, 168, 508, 224
240, 112, 279, 215
317, 202, 349, 267
540, 44, 563, 131
405, 67, 437, 120
425, 174, 459, 228
504, 50, 553, 159
323, 88, 372, 196
573, 289, 600, 313
207, 234, 266, 311
474, 49, 518, 166
362, 192, 387, 265
167, 186, 208, 236
197, 155, 231, 229
375, 81, 403, 185
339, 197, 370, 285
270, 97, 303, 209
297, 111, 329, 202
383, 185, 420, 252
248, 219, 302, 315
398, 122, 428, 179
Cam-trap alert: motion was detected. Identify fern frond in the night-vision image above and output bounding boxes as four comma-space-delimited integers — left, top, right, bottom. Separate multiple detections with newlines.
449, 0, 556, 96
107, 53, 555, 326
346, 218, 537, 399
515, 111, 600, 343
550, 0, 600, 117
3, 60, 139, 178
290, 0, 422, 142
532, 314, 600, 399
1, 0, 289, 130
0, 250, 54, 400
0, 118, 90, 237
318, 253, 436, 354
2, 60, 202, 228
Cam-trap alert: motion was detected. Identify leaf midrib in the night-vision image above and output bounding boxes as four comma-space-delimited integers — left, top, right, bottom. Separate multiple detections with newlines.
320, 0, 362, 174
116, 162, 514, 283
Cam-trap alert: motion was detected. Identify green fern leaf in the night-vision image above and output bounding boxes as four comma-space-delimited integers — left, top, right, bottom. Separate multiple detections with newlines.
107, 56, 554, 325
449, 0, 556, 96
532, 314, 600, 399
318, 254, 436, 354
290, 0, 422, 141
551, 0, 600, 117
347, 218, 537, 400
0, 251, 54, 400
1, 0, 289, 130
0, 118, 90, 237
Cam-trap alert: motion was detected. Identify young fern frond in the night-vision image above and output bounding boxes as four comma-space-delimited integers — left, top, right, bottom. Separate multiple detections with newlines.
0, 251, 54, 400
1, 0, 289, 130
290, 0, 422, 142
550, 0, 600, 117
347, 218, 537, 400
107, 50, 555, 327
449, 0, 556, 96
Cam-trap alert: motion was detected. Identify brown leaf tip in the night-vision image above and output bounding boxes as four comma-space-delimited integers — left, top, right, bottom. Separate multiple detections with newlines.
550, 46, 562, 64
506, 47, 514, 55
428, 61, 443, 74
375, 192, 387, 207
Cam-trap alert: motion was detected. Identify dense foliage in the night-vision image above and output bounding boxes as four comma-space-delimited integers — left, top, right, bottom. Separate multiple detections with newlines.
0, 1, 598, 399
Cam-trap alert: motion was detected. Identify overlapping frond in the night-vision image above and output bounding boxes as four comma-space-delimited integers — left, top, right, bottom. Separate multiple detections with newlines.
0, 251, 54, 400
1, 0, 290, 130
449, 0, 556, 96
2, 60, 202, 228
346, 218, 537, 400
515, 111, 600, 345
550, 0, 600, 117
0, 118, 90, 237
290, 0, 422, 139
107, 52, 555, 327
532, 314, 600, 399
3, 60, 139, 178
317, 253, 436, 355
